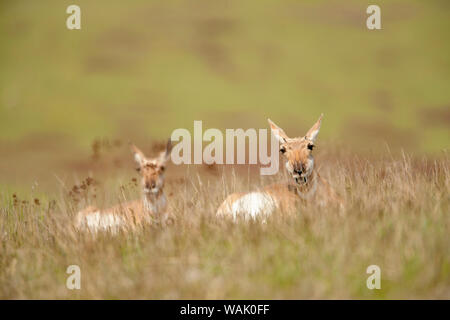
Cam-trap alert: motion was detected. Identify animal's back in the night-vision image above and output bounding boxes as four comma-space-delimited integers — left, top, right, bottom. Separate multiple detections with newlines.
216, 183, 300, 220
75, 200, 145, 233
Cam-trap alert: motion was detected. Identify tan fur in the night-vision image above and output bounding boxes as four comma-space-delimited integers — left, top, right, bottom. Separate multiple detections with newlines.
75, 140, 173, 233
217, 114, 343, 219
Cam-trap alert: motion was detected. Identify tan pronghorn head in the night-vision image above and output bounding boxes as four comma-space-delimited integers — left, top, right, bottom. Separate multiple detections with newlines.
131, 140, 172, 195
268, 114, 323, 184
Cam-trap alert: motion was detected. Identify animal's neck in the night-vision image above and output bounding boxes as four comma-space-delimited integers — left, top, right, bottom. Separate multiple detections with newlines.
142, 190, 167, 215
293, 170, 318, 199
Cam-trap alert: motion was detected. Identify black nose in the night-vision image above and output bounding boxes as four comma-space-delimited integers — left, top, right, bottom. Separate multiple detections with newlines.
294, 169, 303, 175
146, 182, 156, 189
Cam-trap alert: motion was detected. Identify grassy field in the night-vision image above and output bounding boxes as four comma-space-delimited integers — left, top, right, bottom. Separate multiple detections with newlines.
1, 1, 449, 149
0, 0, 449, 299
0, 150, 448, 299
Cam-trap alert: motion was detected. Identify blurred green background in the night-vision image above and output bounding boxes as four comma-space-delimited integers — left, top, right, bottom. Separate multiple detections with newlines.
0, 0, 449, 189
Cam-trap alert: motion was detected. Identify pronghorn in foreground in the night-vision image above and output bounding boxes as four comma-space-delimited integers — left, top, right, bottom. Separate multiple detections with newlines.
216, 114, 342, 220
76, 140, 173, 233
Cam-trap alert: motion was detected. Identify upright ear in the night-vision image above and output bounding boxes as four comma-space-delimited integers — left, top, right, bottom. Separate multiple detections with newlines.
268, 119, 289, 143
305, 113, 323, 142
158, 139, 172, 164
130, 144, 146, 166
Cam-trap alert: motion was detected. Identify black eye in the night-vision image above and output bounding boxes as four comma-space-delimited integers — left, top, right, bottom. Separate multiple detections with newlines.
280, 146, 286, 154
135, 167, 141, 172
160, 166, 165, 172
307, 143, 314, 150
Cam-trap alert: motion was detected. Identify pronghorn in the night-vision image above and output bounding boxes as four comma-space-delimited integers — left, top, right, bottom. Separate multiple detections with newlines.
75, 140, 173, 233
216, 114, 342, 220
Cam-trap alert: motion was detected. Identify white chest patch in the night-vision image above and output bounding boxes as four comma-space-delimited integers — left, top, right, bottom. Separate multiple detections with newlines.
231, 192, 277, 221
144, 195, 167, 216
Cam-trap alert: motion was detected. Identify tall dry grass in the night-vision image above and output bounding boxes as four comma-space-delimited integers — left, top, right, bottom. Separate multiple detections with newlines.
0, 151, 449, 299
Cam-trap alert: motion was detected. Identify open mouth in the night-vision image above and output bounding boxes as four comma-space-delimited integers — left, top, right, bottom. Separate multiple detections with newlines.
294, 176, 307, 184
144, 188, 158, 194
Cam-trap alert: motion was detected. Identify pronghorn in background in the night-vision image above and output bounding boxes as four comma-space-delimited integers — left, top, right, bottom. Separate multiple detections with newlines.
216, 114, 342, 220
76, 140, 173, 233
